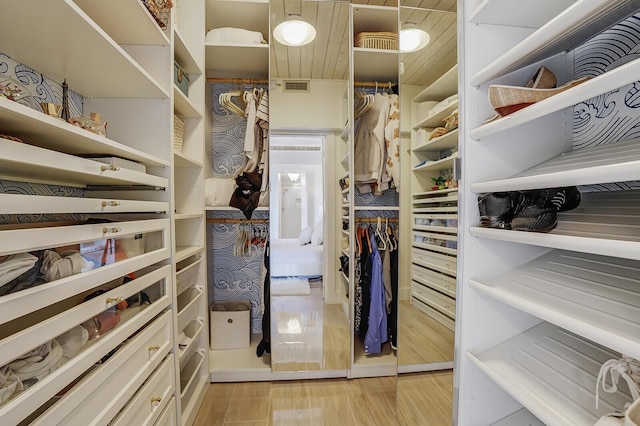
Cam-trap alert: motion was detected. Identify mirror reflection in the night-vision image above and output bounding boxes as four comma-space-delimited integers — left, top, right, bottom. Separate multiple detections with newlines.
268, 0, 351, 373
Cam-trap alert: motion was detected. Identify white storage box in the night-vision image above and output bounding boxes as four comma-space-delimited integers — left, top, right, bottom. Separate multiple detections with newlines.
209, 301, 250, 350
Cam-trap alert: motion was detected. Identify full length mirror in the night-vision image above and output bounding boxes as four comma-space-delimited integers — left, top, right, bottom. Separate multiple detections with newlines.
268, 0, 351, 374
396, 2, 458, 424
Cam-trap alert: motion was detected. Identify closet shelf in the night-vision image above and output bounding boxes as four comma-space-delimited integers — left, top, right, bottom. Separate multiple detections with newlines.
177, 287, 204, 331
342, 230, 349, 237
341, 271, 349, 283
470, 190, 640, 260
411, 284, 456, 320
414, 129, 459, 153
354, 206, 399, 211
412, 193, 458, 204
470, 138, 640, 193
176, 258, 202, 296
469, 249, 640, 360
466, 322, 633, 426
412, 250, 457, 277
341, 152, 349, 169
341, 187, 350, 194
174, 87, 203, 119
0, 1, 168, 98
471, 57, 640, 141
175, 29, 203, 75
412, 265, 456, 299
0, 99, 168, 167
179, 318, 205, 370
180, 350, 205, 400
174, 151, 203, 168
413, 65, 458, 103
413, 152, 458, 172
175, 246, 204, 263
175, 213, 204, 220
470, 0, 576, 29
413, 101, 458, 130
412, 242, 457, 257
0, 137, 168, 188
413, 188, 458, 198
0, 194, 168, 215
73, 0, 169, 46
412, 224, 457, 235
413, 206, 458, 214
205, 44, 269, 79
469, 0, 640, 86
353, 49, 399, 83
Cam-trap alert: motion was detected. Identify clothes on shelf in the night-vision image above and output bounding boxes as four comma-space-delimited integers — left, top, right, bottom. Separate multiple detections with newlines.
353, 221, 399, 354
353, 88, 400, 195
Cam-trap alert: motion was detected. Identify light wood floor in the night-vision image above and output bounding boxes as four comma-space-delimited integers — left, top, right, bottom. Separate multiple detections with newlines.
398, 300, 455, 366
193, 370, 454, 425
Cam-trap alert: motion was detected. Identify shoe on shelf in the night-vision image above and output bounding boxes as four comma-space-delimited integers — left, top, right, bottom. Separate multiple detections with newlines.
488, 76, 590, 117
517, 186, 581, 213
511, 205, 558, 232
477, 192, 519, 229
482, 66, 557, 124
594, 356, 640, 426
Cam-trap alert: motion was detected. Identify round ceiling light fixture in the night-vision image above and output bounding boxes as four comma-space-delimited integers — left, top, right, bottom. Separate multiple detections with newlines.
400, 26, 430, 53
273, 18, 316, 47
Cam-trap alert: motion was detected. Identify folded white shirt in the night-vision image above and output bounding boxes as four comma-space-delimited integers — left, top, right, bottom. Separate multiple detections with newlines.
0, 253, 38, 287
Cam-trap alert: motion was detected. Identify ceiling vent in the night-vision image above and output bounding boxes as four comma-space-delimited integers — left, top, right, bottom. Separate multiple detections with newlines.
283, 80, 310, 93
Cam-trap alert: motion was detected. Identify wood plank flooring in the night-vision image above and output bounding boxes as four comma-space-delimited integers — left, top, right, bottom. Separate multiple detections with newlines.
398, 300, 455, 366
193, 371, 453, 425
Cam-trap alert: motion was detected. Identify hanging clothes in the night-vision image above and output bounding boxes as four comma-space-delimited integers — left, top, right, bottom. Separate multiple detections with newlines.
364, 231, 387, 355
256, 237, 271, 357
354, 92, 390, 194
256, 90, 270, 206
384, 94, 400, 191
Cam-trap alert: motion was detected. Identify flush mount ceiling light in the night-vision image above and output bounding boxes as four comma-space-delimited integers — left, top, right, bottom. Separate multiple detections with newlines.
273, 17, 316, 47
400, 25, 430, 53
287, 173, 300, 181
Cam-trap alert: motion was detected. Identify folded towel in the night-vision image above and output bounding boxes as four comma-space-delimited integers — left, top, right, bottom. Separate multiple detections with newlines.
206, 27, 267, 45
57, 325, 89, 361
40, 250, 93, 282
10, 339, 63, 385
0, 253, 38, 287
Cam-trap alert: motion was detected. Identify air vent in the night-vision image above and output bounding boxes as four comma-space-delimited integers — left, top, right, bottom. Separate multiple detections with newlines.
283, 80, 310, 92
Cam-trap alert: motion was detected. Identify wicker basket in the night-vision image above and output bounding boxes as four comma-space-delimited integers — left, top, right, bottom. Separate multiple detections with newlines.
141, 0, 172, 30
354, 32, 399, 50
173, 115, 184, 151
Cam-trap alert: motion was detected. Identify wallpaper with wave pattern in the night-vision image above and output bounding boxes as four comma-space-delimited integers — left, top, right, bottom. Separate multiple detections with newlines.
207, 209, 269, 333
0, 53, 85, 225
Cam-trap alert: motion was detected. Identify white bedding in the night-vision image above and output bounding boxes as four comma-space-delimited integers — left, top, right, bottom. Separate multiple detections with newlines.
270, 238, 323, 277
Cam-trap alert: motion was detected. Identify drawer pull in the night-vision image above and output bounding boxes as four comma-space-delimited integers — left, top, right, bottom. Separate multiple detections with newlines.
149, 345, 161, 352
150, 396, 163, 405
101, 164, 120, 172
106, 297, 123, 304
102, 227, 121, 234
101, 200, 121, 207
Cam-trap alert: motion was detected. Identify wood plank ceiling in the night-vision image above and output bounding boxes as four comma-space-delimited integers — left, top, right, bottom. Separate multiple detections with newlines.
270, 0, 457, 87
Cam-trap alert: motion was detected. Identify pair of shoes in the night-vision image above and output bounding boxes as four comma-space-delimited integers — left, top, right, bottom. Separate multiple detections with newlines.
483, 66, 558, 124
594, 356, 640, 425
477, 186, 580, 232
489, 75, 590, 117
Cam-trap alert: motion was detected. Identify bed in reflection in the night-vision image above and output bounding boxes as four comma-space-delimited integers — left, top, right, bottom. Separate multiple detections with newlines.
270, 238, 323, 278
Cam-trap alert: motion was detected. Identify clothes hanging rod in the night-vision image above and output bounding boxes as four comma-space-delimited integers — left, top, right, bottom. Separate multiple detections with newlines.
354, 81, 397, 88
206, 218, 269, 224
354, 217, 399, 223
207, 77, 269, 84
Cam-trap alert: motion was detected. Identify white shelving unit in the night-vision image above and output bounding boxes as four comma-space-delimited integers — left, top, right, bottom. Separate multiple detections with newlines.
409, 64, 459, 336
0, 0, 209, 424
457, 1, 640, 424
348, 3, 399, 379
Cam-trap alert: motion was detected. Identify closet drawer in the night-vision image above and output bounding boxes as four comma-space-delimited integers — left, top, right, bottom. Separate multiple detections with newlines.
0, 219, 170, 325
111, 354, 175, 426
412, 281, 456, 320
179, 317, 205, 370
1, 193, 169, 215
175, 257, 202, 296
412, 247, 457, 276
154, 397, 177, 426
32, 310, 173, 426
0, 267, 172, 426
412, 264, 456, 298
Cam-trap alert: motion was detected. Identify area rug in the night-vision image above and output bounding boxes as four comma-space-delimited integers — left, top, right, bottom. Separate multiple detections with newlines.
271, 277, 311, 296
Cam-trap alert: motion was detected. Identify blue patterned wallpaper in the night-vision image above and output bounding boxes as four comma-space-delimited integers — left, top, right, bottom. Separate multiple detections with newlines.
207, 209, 269, 333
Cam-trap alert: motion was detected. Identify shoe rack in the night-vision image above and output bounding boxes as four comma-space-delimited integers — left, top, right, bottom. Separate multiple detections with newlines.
409, 64, 458, 335
457, 0, 640, 424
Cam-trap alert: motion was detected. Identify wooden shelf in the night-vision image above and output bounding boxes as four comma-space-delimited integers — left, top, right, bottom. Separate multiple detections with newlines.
353, 48, 399, 83
412, 224, 457, 235
413, 65, 458, 103
414, 129, 458, 153
470, 138, 640, 193
412, 242, 457, 256
74, 0, 170, 45
413, 101, 458, 129
469, 0, 640, 86
467, 322, 633, 426
175, 246, 204, 263
412, 193, 458, 204
470, 249, 640, 360
469, 0, 576, 29
0, 1, 168, 99
412, 188, 458, 198
0, 99, 168, 167
205, 43, 269, 79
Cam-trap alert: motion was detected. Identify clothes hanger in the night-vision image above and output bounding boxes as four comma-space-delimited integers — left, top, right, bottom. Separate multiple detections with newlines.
384, 217, 394, 250
376, 217, 387, 251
